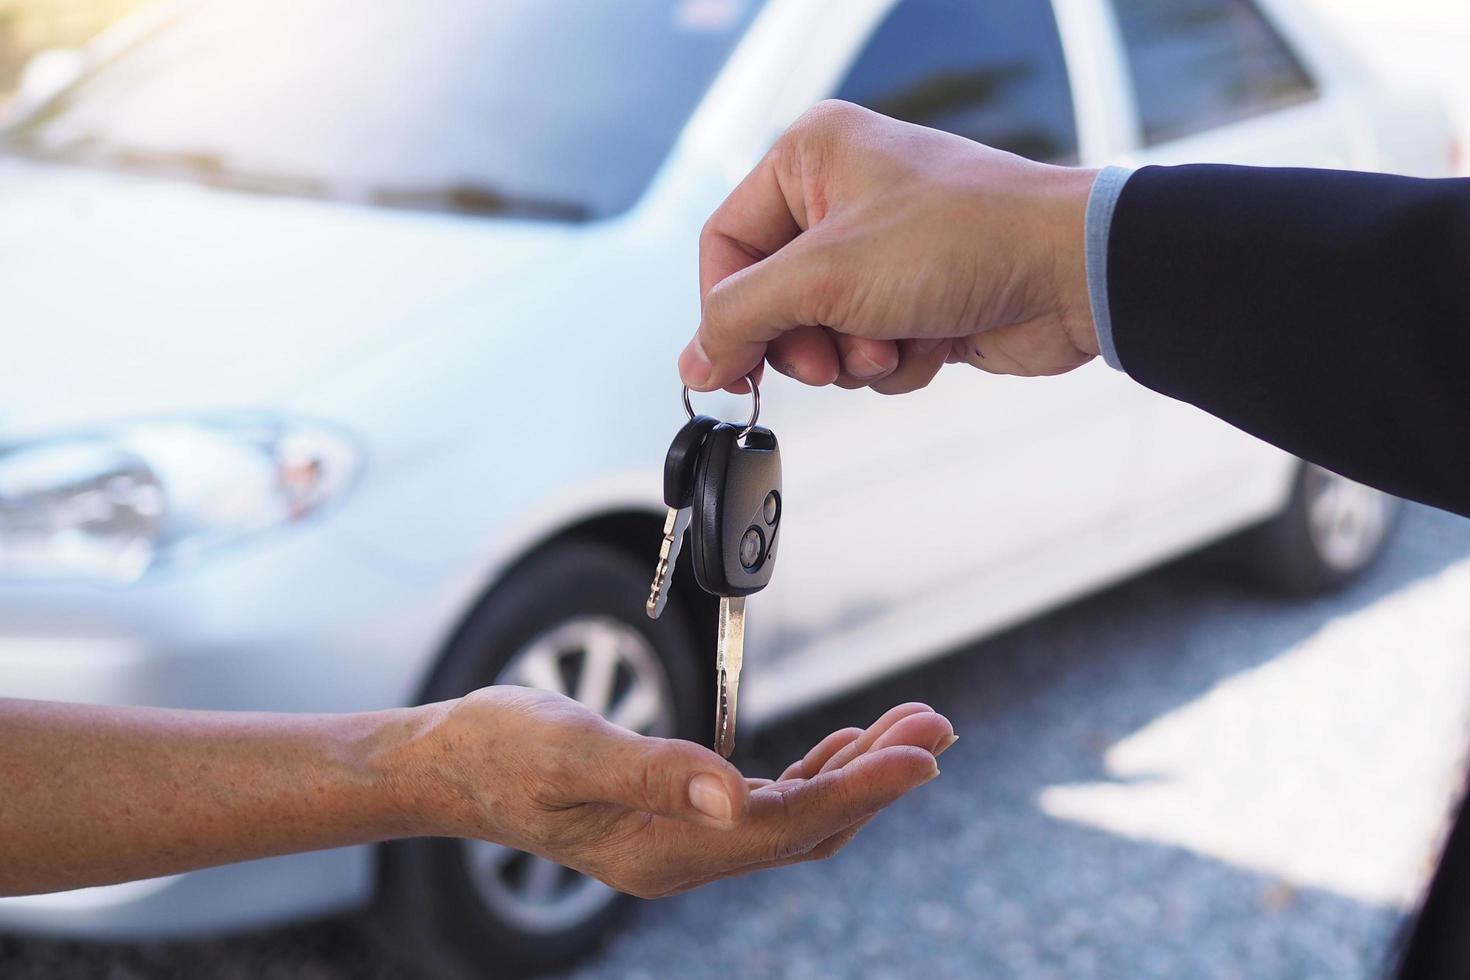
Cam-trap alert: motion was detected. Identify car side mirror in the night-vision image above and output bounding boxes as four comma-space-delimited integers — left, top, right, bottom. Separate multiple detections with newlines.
17, 48, 84, 108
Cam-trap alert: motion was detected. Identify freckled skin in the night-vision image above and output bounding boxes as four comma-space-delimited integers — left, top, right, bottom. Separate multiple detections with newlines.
0, 692, 950, 900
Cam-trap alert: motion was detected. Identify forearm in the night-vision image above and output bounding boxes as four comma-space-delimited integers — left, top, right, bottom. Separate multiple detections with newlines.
1106, 164, 1470, 518
0, 678, 951, 905
0, 698, 445, 895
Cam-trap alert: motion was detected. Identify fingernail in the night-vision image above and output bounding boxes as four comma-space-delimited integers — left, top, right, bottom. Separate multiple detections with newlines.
680, 338, 713, 389
689, 773, 733, 823
847, 350, 888, 380
935, 734, 958, 757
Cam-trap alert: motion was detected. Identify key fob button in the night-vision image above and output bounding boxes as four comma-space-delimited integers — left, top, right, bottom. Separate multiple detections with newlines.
739, 526, 764, 570
762, 491, 780, 526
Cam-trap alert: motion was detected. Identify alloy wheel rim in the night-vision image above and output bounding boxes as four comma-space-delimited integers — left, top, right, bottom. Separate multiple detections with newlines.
1305, 465, 1393, 573
461, 616, 675, 933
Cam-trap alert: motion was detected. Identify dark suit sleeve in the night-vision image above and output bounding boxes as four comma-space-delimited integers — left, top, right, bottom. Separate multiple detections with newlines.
1107, 164, 1470, 519
1109, 165, 1470, 980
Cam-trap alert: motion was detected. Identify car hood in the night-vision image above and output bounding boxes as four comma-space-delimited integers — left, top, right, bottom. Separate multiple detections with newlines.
0, 156, 575, 436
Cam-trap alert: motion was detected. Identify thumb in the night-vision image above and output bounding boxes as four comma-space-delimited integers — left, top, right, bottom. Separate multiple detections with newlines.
681, 239, 833, 392
589, 729, 750, 829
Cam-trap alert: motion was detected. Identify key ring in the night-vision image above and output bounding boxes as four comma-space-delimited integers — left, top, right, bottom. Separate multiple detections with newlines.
683, 375, 760, 438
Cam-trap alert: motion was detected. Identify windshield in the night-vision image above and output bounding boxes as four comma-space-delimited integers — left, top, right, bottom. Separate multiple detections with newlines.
5, 0, 760, 221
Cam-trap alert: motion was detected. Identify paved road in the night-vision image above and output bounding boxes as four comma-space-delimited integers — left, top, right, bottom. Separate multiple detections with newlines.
5, 503, 1469, 980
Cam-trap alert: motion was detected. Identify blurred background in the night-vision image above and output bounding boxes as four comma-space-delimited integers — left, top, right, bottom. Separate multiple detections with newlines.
0, 1, 1467, 978
0, 1, 140, 88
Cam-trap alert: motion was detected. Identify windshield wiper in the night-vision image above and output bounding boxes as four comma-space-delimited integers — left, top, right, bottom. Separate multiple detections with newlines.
6, 138, 332, 199
373, 183, 593, 223
5, 137, 595, 222
95, 144, 332, 198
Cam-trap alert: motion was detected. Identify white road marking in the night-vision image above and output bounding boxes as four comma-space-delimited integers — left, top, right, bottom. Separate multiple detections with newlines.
1040, 556, 1470, 907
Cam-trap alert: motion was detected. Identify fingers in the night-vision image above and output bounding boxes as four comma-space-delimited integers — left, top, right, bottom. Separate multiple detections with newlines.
867, 710, 954, 757
746, 714, 952, 863
683, 238, 832, 392
869, 339, 950, 395
772, 702, 953, 788
686, 140, 815, 393
721, 361, 763, 395
768, 332, 934, 393
791, 811, 878, 866
675, 746, 937, 892
765, 324, 841, 387
816, 702, 934, 775
697, 143, 806, 298
795, 733, 961, 863
763, 327, 906, 390
589, 731, 750, 830
704, 711, 958, 883
778, 727, 864, 783
831, 333, 900, 388
745, 744, 939, 863
597, 737, 943, 899
778, 701, 954, 785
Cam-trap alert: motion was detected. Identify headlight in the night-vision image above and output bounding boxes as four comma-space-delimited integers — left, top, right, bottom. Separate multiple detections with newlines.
0, 415, 361, 583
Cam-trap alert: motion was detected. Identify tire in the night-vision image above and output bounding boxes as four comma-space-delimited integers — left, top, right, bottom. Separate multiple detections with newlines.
371, 539, 704, 979
1238, 462, 1401, 595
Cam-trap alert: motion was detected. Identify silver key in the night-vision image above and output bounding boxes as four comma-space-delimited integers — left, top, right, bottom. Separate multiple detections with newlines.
648, 414, 720, 620
645, 505, 691, 619
714, 596, 745, 758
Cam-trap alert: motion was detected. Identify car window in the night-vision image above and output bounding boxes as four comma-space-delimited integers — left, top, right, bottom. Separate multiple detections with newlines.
834, 0, 1078, 164
1113, 0, 1316, 145
5, 0, 762, 222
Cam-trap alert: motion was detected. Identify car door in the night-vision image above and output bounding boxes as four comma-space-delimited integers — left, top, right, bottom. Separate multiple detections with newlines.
767, 0, 1148, 656
1107, 0, 1360, 506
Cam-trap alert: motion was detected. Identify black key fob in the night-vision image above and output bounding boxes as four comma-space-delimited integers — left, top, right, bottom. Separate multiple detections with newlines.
691, 423, 781, 597
664, 415, 719, 508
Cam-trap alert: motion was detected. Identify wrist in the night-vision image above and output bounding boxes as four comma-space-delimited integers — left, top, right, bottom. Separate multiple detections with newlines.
1040, 165, 1101, 358
341, 701, 461, 840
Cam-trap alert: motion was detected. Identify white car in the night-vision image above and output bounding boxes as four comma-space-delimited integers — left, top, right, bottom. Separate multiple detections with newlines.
0, 0, 1451, 975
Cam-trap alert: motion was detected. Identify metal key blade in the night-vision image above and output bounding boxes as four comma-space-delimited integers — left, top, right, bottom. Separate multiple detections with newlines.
714, 596, 746, 758
646, 506, 692, 619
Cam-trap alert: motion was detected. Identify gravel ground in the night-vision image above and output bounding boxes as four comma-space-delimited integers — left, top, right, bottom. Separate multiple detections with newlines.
4, 503, 1469, 980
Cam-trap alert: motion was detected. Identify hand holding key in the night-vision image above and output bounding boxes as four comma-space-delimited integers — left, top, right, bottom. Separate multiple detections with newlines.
680, 100, 1100, 392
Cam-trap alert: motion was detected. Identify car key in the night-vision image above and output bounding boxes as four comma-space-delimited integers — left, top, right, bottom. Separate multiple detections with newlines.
646, 414, 720, 619
689, 401, 781, 758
